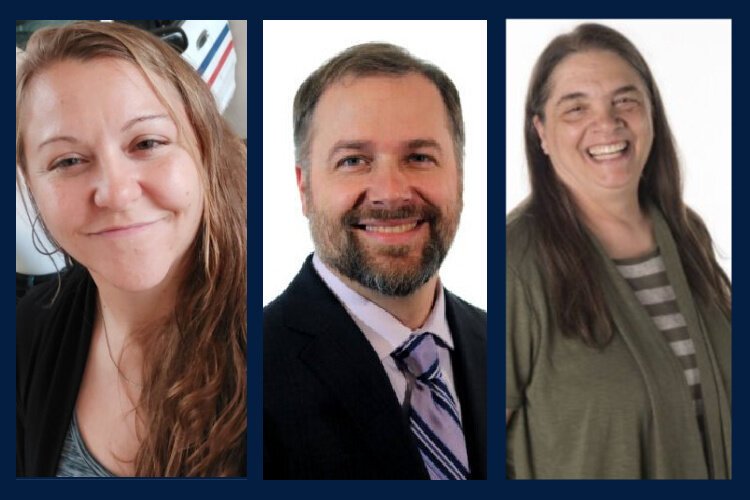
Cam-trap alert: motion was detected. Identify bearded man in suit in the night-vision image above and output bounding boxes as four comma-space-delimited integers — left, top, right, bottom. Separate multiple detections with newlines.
263, 42, 486, 479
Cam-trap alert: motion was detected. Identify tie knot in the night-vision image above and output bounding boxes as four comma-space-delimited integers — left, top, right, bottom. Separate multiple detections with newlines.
392, 332, 442, 382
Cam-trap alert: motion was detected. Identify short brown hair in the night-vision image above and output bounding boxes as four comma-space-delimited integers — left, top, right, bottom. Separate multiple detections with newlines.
293, 42, 464, 171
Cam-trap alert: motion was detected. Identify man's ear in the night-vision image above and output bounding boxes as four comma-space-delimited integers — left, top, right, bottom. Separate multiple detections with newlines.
295, 166, 309, 217
532, 115, 549, 155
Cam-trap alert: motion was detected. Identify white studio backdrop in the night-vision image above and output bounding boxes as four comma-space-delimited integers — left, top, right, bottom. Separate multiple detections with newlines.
506, 19, 732, 279
263, 20, 488, 309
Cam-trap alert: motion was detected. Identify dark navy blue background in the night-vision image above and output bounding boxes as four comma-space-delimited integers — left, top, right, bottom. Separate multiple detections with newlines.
6, 2, 748, 497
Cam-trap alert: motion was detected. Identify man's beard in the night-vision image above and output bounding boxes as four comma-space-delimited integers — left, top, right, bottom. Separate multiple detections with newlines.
308, 197, 461, 297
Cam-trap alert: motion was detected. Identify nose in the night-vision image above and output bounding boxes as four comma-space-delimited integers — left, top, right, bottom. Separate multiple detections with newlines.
367, 157, 412, 206
93, 152, 142, 210
592, 104, 624, 133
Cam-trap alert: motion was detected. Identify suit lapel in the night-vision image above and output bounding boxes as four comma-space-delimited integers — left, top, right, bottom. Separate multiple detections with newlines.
446, 291, 487, 479
282, 256, 427, 478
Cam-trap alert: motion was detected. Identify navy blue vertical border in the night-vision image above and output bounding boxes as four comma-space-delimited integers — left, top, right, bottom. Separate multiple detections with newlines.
3, 2, 749, 500
248, 17, 263, 482
487, 17, 503, 484
730, 10, 746, 489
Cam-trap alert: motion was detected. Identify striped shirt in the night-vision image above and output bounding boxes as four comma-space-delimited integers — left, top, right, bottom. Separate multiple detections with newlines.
614, 249, 707, 429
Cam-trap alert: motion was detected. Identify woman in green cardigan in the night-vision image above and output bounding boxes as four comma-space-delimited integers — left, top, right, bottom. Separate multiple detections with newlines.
506, 23, 731, 479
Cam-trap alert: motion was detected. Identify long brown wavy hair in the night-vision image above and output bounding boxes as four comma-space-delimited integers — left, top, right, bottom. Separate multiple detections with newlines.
523, 23, 731, 347
16, 21, 246, 476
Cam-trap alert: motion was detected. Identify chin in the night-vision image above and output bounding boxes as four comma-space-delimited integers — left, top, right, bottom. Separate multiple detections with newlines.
88, 259, 182, 293
598, 175, 639, 191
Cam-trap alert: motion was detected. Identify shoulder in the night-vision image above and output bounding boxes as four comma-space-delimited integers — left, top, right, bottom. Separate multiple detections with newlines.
16, 265, 95, 475
444, 289, 486, 330
16, 264, 96, 450
506, 201, 540, 279
17, 266, 92, 342
263, 255, 340, 359
262, 282, 301, 363
263, 255, 319, 335
263, 292, 289, 335
505, 204, 549, 333
17, 266, 94, 382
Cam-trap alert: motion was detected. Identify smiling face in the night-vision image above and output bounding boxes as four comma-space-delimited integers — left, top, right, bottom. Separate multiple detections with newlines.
20, 58, 204, 292
533, 50, 654, 201
298, 72, 462, 296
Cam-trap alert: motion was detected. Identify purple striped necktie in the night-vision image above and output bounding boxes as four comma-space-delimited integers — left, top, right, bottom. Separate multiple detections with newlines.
392, 332, 470, 480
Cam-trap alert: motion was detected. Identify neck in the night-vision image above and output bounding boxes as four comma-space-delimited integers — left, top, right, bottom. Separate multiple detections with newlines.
336, 271, 439, 330
93, 277, 178, 337
568, 187, 654, 259
90, 270, 180, 387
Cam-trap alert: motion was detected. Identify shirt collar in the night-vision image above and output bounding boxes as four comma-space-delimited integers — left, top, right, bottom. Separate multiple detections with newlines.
312, 253, 454, 360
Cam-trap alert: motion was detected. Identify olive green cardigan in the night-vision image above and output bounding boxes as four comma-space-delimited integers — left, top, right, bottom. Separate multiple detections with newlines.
506, 204, 731, 479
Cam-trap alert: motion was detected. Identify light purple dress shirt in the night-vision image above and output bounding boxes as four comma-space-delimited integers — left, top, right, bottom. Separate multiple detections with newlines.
312, 254, 462, 417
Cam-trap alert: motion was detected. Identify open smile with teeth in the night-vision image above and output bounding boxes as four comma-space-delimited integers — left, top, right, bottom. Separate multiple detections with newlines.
587, 141, 628, 160
364, 222, 419, 233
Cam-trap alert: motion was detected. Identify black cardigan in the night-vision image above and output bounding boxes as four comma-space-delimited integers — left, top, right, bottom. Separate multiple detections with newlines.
16, 264, 96, 476
16, 266, 249, 477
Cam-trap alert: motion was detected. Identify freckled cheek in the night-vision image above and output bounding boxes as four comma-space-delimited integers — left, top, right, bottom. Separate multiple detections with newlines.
32, 183, 89, 241
146, 154, 204, 212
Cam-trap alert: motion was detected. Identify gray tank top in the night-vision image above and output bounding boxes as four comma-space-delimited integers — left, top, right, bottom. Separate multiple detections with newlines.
56, 413, 115, 477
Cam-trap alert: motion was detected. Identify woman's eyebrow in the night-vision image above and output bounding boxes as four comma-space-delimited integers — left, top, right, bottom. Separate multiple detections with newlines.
120, 113, 171, 132
555, 84, 643, 107
555, 92, 586, 107
37, 135, 78, 151
612, 84, 641, 96
37, 114, 173, 151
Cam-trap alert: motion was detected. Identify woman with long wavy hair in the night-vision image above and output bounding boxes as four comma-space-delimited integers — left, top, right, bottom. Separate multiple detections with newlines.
16, 21, 246, 476
506, 23, 730, 479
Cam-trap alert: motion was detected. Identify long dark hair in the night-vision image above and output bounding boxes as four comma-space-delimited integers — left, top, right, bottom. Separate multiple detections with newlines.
524, 23, 731, 347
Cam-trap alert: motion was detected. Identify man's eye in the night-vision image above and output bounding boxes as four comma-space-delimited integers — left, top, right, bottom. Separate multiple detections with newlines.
337, 156, 368, 168
408, 153, 436, 164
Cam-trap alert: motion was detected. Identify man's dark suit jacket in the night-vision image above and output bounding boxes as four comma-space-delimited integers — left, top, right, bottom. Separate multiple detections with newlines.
263, 255, 486, 479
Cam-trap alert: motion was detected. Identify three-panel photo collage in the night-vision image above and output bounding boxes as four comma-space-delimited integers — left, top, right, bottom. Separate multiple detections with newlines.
16, 19, 731, 480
